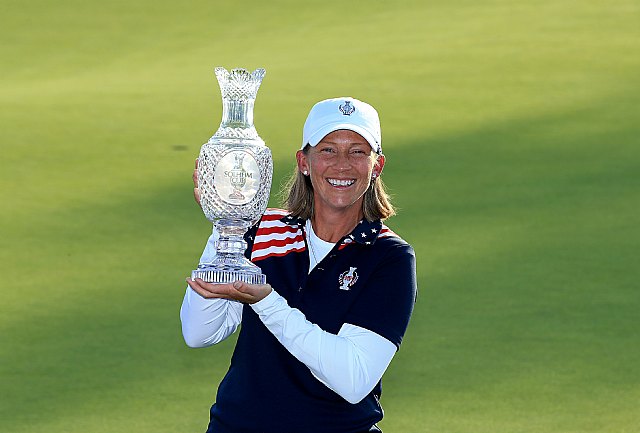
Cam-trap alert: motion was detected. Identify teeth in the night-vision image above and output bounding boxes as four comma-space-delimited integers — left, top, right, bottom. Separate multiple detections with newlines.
328, 179, 355, 187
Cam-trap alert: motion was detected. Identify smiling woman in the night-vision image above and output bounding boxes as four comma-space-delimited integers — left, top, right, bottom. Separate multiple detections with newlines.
182, 97, 417, 433
287, 98, 395, 227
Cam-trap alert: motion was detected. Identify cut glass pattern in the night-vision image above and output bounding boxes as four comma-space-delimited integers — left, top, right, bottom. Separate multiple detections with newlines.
191, 67, 272, 285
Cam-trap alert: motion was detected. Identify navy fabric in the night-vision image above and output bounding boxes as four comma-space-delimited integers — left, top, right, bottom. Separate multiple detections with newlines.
206, 210, 417, 433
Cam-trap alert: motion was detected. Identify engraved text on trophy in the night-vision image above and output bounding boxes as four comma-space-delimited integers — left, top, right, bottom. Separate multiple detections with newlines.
213, 150, 261, 206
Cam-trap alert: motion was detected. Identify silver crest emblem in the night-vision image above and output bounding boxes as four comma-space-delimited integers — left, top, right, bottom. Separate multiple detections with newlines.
338, 267, 358, 290
338, 100, 355, 116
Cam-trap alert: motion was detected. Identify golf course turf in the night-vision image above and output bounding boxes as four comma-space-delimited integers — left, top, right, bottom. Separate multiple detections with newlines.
1, 1, 638, 432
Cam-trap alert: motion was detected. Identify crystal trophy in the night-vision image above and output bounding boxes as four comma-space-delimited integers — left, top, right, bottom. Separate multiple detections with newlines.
191, 67, 272, 284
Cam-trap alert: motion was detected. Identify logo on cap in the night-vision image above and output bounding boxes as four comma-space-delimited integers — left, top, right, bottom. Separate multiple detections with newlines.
338, 101, 355, 116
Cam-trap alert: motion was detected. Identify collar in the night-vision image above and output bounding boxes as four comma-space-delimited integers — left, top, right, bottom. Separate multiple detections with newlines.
281, 215, 383, 245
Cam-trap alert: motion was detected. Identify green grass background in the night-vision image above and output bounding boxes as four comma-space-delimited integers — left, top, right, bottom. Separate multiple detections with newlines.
1, 0, 638, 432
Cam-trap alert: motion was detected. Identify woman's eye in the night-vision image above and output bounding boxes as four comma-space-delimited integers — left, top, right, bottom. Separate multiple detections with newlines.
320, 148, 335, 153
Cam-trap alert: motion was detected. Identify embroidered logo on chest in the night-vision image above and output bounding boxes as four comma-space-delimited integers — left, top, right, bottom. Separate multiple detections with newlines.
338, 267, 358, 290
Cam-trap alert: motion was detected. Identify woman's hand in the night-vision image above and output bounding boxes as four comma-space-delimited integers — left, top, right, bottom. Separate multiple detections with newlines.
193, 158, 202, 208
186, 278, 273, 304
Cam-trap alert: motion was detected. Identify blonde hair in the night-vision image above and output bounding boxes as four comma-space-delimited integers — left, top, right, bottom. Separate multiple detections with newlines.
282, 147, 396, 221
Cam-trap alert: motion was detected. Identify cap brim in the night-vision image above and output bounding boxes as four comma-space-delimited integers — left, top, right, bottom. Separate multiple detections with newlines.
305, 122, 380, 153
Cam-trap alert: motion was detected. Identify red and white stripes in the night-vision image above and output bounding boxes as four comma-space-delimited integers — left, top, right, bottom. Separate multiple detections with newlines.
378, 226, 397, 239
251, 209, 400, 260
251, 209, 306, 261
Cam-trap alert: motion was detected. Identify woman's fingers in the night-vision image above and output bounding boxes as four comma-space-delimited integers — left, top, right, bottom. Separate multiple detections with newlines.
193, 158, 202, 206
194, 187, 201, 205
193, 159, 199, 187
186, 278, 229, 299
186, 279, 272, 304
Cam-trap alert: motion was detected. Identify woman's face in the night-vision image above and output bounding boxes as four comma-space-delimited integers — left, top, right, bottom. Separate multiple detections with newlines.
296, 129, 385, 221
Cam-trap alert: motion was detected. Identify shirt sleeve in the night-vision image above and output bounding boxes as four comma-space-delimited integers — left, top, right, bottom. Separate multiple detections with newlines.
251, 290, 397, 404
344, 243, 417, 349
180, 226, 243, 348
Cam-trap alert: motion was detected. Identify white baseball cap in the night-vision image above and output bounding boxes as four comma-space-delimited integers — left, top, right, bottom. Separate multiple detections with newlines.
302, 97, 382, 153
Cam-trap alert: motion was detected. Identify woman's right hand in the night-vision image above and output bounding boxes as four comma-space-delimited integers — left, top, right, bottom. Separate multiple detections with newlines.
193, 158, 202, 208
186, 278, 273, 305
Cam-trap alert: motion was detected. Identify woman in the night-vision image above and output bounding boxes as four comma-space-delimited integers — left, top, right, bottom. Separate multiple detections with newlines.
182, 97, 417, 433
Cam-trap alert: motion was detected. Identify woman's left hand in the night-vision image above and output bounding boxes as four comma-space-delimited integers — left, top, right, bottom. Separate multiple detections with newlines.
186, 278, 273, 304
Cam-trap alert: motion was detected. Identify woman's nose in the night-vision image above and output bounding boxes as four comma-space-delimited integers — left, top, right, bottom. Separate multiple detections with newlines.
334, 151, 352, 169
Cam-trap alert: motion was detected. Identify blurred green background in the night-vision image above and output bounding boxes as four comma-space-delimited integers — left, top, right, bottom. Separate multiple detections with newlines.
1, 1, 638, 432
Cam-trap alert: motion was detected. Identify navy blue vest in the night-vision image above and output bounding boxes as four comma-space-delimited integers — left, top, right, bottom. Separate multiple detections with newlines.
207, 209, 417, 433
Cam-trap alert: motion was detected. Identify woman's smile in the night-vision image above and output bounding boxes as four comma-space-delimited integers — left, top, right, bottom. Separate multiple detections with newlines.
327, 178, 356, 187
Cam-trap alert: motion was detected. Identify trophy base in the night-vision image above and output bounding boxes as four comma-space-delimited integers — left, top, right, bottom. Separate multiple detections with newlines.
191, 255, 266, 285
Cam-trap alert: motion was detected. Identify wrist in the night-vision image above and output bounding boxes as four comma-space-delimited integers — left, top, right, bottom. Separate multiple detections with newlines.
251, 288, 279, 310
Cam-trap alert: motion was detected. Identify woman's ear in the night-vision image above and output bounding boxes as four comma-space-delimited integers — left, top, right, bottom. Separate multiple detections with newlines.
372, 154, 386, 177
296, 150, 309, 175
